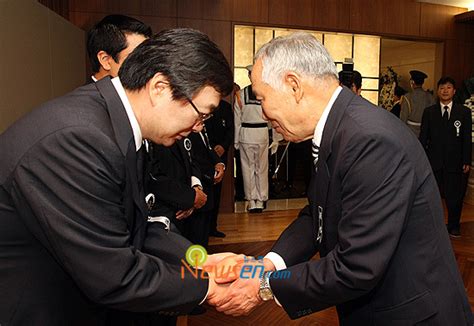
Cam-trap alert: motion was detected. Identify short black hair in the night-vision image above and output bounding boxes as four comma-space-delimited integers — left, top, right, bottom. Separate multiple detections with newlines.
352, 71, 362, 90
394, 85, 406, 97
437, 76, 456, 89
338, 70, 362, 90
87, 14, 152, 73
119, 28, 233, 100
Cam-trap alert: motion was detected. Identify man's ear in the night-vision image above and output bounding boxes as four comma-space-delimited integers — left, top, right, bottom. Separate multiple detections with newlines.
285, 72, 303, 103
147, 72, 170, 106
97, 51, 112, 71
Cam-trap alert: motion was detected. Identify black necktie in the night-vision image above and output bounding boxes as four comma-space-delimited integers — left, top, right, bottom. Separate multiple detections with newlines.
312, 140, 319, 168
443, 106, 449, 123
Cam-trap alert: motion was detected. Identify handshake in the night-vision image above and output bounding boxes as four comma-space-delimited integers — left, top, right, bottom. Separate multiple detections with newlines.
201, 252, 277, 316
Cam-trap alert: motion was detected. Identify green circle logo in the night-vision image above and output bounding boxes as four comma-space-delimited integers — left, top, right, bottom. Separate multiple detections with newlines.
185, 245, 208, 267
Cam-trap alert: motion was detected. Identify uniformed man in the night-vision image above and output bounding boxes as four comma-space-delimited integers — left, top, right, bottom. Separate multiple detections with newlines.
400, 70, 436, 136
234, 65, 270, 213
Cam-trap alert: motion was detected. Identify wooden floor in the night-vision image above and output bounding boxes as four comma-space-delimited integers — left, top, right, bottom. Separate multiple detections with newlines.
188, 200, 474, 326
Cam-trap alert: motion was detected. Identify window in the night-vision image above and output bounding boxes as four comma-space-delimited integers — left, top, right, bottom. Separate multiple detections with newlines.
234, 25, 381, 105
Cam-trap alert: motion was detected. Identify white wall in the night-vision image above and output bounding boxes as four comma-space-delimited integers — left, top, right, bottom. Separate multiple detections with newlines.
0, 0, 85, 133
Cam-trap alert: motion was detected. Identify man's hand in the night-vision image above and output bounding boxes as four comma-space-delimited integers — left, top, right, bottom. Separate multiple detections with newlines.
193, 186, 207, 208
206, 272, 231, 307
214, 164, 225, 184
214, 145, 225, 157
175, 208, 194, 220
211, 260, 263, 316
463, 164, 470, 174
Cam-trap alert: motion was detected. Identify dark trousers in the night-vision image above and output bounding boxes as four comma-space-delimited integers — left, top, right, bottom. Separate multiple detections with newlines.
209, 182, 222, 233
183, 210, 210, 248
434, 169, 468, 229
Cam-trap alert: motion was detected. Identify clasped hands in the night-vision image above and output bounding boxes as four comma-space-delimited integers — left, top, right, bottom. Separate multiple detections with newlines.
203, 253, 275, 316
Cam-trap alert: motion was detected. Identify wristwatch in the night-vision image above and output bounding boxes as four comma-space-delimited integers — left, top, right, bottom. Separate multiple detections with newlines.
259, 271, 274, 301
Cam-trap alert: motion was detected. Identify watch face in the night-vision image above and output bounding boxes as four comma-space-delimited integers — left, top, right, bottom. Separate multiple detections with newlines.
259, 288, 273, 301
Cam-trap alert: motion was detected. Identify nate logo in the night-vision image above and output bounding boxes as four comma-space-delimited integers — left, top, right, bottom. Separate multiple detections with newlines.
180, 246, 291, 280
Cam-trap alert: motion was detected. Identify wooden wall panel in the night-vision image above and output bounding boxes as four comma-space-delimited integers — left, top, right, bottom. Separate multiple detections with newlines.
68, 0, 108, 13
69, 11, 177, 34
177, 18, 232, 62
232, 0, 269, 24
268, 0, 288, 25
420, 3, 465, 39
38, 0, 69, 19
350, 0, 420, 36
444, 39, 465, 87
313, 0, 350, 31
288, 0, 313, 28
178, 0, 232, 21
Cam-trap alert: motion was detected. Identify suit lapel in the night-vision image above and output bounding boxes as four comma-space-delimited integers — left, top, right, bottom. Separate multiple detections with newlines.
314, 88, 355, 207
176, 140, 193, 178
94, 77, 147, 245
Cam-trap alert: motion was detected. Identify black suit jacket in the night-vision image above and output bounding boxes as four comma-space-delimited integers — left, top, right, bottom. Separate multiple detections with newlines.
146, 139, 199, 218
205, 99, 234, 163
0, 77, 207, 325
269, 88, 473, 325
188, 131, 222, 212
419, 103, 472, 172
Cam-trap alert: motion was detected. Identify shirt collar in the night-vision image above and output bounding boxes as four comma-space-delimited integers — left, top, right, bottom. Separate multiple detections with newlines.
111, 77, 143, 151
313, 86, 343, 147
91, 75, 98, 82
440, 101, 453, 111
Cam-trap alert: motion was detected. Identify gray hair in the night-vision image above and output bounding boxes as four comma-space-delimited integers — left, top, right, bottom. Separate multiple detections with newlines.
254, 32, 338, 90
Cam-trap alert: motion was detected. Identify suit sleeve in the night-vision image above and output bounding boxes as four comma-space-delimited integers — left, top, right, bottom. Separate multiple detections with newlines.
269, 133, 416, 319
419, 107, 430, 149
147, 145, 195, 211
269, 205, 319, 266
462, 106, 472, 165
221, 101, 235, 151
11, 126, 207, 314
400, 95, 409, 123
234, 92, 242, 150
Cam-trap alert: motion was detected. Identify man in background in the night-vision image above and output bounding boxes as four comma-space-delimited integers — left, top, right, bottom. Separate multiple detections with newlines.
87, 14, 152, 82
420, 77, 472, 238
234, 65, 270, 213
400, 70, 435, 136
206, 99, 234, 237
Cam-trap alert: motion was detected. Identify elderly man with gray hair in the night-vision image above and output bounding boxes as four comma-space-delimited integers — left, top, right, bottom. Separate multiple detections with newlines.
208, 32, 472, 325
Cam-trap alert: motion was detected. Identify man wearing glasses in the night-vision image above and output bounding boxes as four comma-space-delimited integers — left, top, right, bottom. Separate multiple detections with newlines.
0, 28, 234, 325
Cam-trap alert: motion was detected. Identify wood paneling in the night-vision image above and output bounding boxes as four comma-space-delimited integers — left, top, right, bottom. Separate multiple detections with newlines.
313, 0, 350, 31
178, 18, 232, 62
350, 0, 420, 36
38, 0, 69, 19
178, 0, 232, 21
420, 3, 466, 39
267, 0, 288, 25
288, 0, 314, 28
232, 0, 269, 24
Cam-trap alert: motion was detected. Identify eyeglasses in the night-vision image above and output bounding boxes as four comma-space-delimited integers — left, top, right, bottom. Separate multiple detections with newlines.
187, 98, 213, 122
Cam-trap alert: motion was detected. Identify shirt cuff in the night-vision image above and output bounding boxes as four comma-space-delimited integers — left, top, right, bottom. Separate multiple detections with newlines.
199, 286, 208, 305
264, 252, 287, 271
191, 176, 202, 188
264, 252, 287, 307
